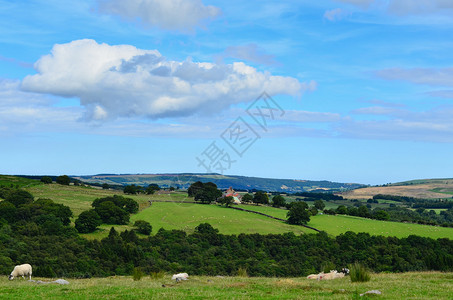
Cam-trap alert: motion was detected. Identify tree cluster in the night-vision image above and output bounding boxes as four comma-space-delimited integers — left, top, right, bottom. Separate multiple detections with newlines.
188, 181, 222, 204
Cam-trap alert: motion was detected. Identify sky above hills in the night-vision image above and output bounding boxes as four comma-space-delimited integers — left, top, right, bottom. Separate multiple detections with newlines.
1, 0, 453, 185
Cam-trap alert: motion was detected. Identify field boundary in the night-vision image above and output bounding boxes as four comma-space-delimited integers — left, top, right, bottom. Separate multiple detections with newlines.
229, 206, 322, 233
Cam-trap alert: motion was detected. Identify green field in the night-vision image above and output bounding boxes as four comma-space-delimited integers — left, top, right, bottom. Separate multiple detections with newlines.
0, 175, 42, 188
236, 205, 453, 239
3, 178, 448, 240
310, 214, 453, 239
130, 202, 310, 235
0, 272, 451, 299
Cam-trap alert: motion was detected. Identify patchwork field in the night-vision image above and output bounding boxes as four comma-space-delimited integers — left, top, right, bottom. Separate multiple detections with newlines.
0, 272, 451, 299
15, 183, 453, 240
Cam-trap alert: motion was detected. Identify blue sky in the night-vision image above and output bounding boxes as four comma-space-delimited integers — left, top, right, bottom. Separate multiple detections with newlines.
1, 0, 453, 185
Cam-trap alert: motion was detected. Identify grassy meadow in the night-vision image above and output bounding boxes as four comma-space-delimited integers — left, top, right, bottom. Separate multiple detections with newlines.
17, 182, 453, 240
0, 272, 451, 299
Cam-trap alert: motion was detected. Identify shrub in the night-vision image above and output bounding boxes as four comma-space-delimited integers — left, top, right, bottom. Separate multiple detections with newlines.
133, 267, 144, 281
349, 262, 371, 282
150, 271, 165, 280
237, 267, 248, 277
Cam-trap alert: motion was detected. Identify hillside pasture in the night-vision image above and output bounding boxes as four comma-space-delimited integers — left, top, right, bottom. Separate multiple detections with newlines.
236, 205, 453, 239
0, 272, 451, 299
341, 183, 452, 200
0, 175, 42, 188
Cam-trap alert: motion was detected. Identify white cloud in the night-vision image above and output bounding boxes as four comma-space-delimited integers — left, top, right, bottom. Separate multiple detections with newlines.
375, 67, 453, 87
21, 39, 306, 121
97, 0, 221, 32
324, 8, 351, 21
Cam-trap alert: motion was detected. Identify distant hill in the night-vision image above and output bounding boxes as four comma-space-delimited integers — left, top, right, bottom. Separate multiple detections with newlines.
341, 178, 453, 199
73, 173, 365, 193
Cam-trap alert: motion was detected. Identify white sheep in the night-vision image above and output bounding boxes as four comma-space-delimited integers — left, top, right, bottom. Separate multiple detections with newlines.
171, 273, 189, 282
9, 264, 32, 280
318, 270, 344, 280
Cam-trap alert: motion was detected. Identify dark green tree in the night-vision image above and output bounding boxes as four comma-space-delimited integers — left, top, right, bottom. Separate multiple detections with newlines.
0, 201, 17, 223
188, 181, 204, 197
146, 184, 160, 195
253, 191, 269, 205
95, 201, 130, 225
56, 175, 71, 185
40, 176, 52, 184
193, 182, 222, 204
6, 189, 34, 207
75, 209, 102, 233
133, 220, 152, 235
271, 195, 286, 207
287, 202, 310, 225
124, 184, 142, 195
219, 196, 234, 207
241, 193, 253, 203
102, 183, 110, 190
314, 199, 325, 210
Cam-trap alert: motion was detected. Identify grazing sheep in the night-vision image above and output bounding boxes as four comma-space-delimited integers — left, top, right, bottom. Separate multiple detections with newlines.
9, 264, 32, 281
341, 268, 350, 275
307, 270, 345, 280
307, 273, 322, 280
318, 270, 344, 280
172, 273, 189, 282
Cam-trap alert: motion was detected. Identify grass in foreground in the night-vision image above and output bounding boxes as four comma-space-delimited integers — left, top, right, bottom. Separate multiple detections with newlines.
0, 272, 451, 299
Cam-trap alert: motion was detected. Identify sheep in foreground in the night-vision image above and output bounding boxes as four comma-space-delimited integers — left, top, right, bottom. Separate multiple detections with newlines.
318, 270, 344, 280
307, 270, 345, 280
9, 264, 32, 281
172, 273, 189, 282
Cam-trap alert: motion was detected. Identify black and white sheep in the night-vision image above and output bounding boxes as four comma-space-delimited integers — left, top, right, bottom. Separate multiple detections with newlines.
8, 264, 32, 280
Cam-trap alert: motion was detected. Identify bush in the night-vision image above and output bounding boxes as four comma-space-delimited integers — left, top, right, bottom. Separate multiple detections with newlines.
349, 262, 371, 282
237, 267, 248, 277
132, 267, 144, 281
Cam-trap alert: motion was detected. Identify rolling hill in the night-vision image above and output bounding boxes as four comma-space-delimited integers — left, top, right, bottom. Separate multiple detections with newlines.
73, 173, 365, 193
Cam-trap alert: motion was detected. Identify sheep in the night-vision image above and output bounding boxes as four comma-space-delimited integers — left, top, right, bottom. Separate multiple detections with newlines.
9, 264, 32, 281
171, 273, 189, 282
307, 273, 322, 279
307, 270, 345, 280
318, 270, 344, 280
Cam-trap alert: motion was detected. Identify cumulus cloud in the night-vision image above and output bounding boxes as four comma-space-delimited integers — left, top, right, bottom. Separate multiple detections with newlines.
375, 67, 453, 87
215, 44, 277, 66
21, 39, 307, 121
97, 0, 221, 32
